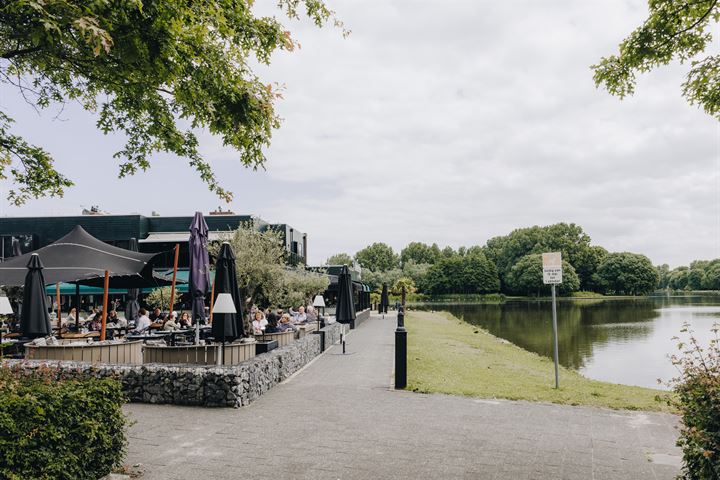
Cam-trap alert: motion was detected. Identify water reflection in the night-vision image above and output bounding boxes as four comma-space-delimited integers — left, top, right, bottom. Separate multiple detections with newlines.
416, 295, 720, 388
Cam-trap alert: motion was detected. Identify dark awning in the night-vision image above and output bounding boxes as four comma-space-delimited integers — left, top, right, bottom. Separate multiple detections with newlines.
0, 225, 175, 288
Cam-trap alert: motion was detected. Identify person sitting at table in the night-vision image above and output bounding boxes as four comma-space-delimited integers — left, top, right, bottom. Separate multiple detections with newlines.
292, 306, 307, 324
149, 307, 165, 323
278, 313, 296, 332
85, 308, 99, 323
306, 305, 318, 323
163, 312, 179, 331
251, 311, 267, 334
106, 310, 119, 324
178, 311, 191, 328
264, 313, 280, 333
89, 312, 103, 332
133, 308, 151, 333
63, 308, 78, 327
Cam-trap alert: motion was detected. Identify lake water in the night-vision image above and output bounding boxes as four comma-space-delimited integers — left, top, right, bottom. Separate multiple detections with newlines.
417, 295, 720, 389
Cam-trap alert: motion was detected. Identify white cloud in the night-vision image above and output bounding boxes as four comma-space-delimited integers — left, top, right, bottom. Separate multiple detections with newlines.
1, 0, 718, 267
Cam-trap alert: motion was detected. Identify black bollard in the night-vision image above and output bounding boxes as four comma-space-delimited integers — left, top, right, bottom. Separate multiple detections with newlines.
395, 305, 407, 389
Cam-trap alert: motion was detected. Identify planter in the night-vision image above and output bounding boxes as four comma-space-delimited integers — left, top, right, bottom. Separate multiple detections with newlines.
24, 340, 143, 364
254, 331, 294, 347
143, 342, 256, 365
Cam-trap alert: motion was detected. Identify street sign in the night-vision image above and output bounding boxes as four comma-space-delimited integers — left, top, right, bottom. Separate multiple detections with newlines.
542, 252, 562, 389
542, 252, 563, 285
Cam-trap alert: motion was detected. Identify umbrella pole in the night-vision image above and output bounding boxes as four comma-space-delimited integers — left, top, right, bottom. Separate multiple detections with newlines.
100, 270, 109, 341
75, 283, 81, 330
168, 244, 179, 314
209, 280, 215, 324
55, 283, 61, 339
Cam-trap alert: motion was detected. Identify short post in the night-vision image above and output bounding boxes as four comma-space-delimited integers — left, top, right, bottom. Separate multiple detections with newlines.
395, 305, 407, 389
551, 284, 560, 389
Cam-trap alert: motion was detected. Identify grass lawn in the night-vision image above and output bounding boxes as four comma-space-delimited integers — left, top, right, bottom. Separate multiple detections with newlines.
406, 310, 674, 412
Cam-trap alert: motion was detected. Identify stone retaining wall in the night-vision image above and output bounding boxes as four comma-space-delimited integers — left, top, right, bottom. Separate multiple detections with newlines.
4, 323, 344, 408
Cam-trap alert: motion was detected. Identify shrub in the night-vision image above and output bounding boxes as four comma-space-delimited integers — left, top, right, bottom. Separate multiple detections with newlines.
0, 364, 127, 480
667, 323, 720, 479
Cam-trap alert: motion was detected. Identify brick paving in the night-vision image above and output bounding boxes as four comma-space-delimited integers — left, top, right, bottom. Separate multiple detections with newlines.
125, 312, 682, 479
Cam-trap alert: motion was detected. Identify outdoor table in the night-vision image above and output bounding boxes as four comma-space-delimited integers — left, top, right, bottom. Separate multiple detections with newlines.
62, 332, 100, 340
126, 332, 174, 344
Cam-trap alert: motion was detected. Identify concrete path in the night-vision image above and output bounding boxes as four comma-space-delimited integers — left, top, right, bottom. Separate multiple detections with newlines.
125, 312, 682, 479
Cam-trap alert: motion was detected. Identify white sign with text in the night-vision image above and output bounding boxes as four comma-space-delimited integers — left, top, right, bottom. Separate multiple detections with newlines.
542, 252, 563, 284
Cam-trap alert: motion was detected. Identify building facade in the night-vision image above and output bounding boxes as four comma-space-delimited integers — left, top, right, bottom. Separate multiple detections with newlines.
0, 212, 307, 268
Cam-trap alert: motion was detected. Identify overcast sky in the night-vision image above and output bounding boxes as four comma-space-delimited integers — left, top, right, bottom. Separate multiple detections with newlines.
1, 0, 718, 267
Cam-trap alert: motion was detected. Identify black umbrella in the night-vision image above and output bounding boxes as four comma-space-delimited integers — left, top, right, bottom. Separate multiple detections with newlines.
336, 265, 356, 326
380, 283, 390, 315
20, 254, 51, 338
212, 242, 243, 342
124, 238, 141, 323
0, 225, 174, 288
189, 212, 210, 327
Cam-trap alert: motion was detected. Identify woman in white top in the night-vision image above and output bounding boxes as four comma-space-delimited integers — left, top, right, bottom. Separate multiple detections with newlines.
251, 311, 267, 334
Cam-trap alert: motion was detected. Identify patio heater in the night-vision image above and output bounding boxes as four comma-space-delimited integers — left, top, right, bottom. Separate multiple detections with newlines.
0, 296, 13, 347
213, 293, 236, 366
312, 294, 326, 331
312, 294, 326, 352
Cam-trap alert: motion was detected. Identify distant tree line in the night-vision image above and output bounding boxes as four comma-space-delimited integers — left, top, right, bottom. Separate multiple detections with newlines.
656, 260, 720, 291
326, 223, 679, 297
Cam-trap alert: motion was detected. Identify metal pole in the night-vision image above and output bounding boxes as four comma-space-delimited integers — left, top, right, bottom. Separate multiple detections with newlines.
100, 270, 110, 341
75, 283, 81, 331
395, 305, 407, 389
551, 284, 560, 389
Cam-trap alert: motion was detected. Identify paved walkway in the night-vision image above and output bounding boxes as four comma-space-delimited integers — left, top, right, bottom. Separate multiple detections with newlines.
125, 313, 682, 479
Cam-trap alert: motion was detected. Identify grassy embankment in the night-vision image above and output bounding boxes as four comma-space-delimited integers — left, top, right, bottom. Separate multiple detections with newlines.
406, 310, 674, 412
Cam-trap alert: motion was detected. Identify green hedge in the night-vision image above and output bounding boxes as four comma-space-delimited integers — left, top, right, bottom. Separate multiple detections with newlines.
0, 364, 127, 480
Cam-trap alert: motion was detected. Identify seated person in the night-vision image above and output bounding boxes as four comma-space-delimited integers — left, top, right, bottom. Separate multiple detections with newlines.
178, 311, 191, 328
163, 312, 179, 331
292, 306, 307, 324
85, 308, 99, 323
278, 313, 297, 332
251, 311, 267, 334
106, 310, 119, 324
264, 313, 280, 333
89, 312, 103, 332
63, 308, 78, 327
306, 305, 318, 322
133, 308, 151, 333
149, 307, 165, 323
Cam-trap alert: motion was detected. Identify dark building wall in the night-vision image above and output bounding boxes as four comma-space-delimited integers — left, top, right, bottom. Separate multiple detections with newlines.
0, 214, 306, 265
147, 215, 255, 233
0, 215, 147, 250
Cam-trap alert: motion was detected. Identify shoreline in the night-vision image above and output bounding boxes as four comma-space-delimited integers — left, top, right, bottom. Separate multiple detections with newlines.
406, 310, 675, 413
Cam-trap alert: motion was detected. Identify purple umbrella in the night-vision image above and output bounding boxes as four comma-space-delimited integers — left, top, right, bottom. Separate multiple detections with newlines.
189, 212, 210, 329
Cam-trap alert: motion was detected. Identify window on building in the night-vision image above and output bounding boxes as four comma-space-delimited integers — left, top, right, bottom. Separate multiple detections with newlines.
0, 234, 33, 260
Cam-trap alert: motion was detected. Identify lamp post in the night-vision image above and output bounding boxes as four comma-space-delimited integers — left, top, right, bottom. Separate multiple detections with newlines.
0, 296, 13, 348
212, 293, 236, 366
312, 294, 326, 352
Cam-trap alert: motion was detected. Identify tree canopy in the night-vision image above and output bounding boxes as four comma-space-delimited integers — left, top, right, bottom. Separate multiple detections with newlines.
354, 242, 399, 272
400, 242, 440, 265
593, 0, 720, 120
505, 254, 580, 296
0, 0, 344, 204
596, 252, 659, 295
325, 252, 353, 266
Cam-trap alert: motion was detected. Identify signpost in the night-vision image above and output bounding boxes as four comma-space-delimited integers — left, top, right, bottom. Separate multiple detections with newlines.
542, 252, 562, 389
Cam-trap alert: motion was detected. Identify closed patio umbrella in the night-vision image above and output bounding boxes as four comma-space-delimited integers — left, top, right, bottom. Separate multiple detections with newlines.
380, 283, 390, 315
336, 265, 356, 327
20, 254, 51, 338
189, 212, 210, 327
212, 242, 243, 343
124, 238, 141, 324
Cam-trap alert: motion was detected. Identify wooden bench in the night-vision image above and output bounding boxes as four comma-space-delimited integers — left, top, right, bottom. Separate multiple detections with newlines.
25, 340, 143, 364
